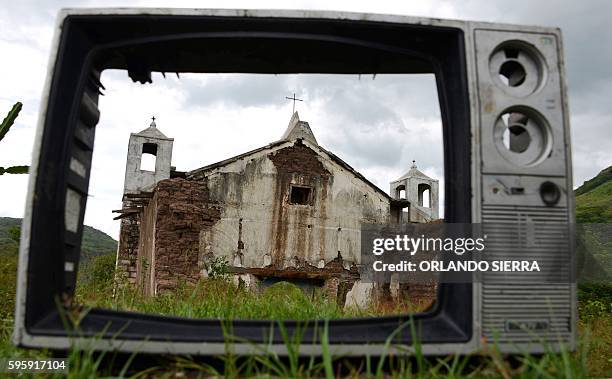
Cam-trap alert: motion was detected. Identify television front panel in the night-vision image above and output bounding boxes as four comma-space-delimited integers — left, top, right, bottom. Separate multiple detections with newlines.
13, 9, 575, 356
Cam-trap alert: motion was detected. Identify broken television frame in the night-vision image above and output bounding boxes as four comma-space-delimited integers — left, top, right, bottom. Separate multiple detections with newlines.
13, 9, 575, 356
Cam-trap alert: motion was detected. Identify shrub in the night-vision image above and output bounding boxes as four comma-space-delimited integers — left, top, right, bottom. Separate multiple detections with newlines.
206, 256, 230, 279
578, 283, 612, 304
0, 248, 18, 320
579, 299, 611, 323
8, 226, 20, 243
83, 253, 116, 291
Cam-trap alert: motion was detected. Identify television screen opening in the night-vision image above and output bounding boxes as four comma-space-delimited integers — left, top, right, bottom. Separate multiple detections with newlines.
76, 71, 445, 320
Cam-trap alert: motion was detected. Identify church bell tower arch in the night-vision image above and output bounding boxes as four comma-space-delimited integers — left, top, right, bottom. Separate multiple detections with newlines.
389, 161, 439, 223
123, 117, 174, 194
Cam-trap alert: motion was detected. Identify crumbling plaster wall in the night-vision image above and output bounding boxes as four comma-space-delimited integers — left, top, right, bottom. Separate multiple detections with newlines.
198, 140, 390, 272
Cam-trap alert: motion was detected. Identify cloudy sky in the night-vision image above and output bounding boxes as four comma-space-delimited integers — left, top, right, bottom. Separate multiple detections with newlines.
1, 0, 611, 239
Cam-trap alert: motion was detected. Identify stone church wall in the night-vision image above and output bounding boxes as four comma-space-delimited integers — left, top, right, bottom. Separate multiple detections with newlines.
137, 195, 157, 296
116, 205, 140, 284
136, 178, 220, 295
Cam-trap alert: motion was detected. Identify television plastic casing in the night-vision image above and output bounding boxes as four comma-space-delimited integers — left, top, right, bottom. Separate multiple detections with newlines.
13, 8, 575, 356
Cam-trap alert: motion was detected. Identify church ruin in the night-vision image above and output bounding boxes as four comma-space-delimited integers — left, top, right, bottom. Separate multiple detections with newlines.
114, 113, 439, 308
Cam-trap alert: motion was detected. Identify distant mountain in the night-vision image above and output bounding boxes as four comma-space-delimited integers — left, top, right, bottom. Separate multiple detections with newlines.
0, 217, 117, 258
575, 166, 612, 224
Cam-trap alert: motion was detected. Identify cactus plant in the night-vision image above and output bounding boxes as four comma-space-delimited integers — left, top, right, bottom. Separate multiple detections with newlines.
0, 102, 28, 175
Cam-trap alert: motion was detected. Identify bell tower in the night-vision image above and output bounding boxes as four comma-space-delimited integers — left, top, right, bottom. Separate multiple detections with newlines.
390, 161, 439, 222
123, 117, 173, 194
116, 118, 173, 284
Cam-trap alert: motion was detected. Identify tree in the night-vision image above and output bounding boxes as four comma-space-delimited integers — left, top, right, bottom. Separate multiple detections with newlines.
0, 102, 28, 175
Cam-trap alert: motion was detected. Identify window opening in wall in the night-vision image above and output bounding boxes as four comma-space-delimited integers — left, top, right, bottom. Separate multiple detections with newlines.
140, 143, 157, 171
401, 205, 409, 223
289, 185, 312, 205
397, 185, 406, 199
418, 184, 431, 208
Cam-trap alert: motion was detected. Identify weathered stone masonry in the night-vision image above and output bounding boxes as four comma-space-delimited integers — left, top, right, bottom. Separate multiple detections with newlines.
137, 178, 220, 295
116, 208, 140, 284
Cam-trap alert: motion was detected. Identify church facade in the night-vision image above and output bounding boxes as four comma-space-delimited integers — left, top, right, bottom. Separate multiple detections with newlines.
114, 113, 439, 307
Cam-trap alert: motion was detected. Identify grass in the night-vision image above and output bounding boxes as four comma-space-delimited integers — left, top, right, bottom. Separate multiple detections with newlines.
77, 277, 433, 321
3, 315, 606, 378
3, 317, 606, 378
576, 180, 612, 224
74, 251, 433, 321
0, 251, 609, 377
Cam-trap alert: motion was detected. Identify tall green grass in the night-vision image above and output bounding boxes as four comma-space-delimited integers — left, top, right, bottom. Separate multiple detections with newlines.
118, 316, 608, 378
2, 296, 610, 377
0, 251, 609, 377
2, 318, 609, 378
76, 257, 431, 321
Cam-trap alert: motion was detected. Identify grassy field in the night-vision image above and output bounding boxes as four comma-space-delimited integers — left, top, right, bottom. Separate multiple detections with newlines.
76, 253, 432, 321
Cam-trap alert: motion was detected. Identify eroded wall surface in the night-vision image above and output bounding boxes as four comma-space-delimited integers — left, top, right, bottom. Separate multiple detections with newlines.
136, 178, 220, 295
116, 207, 140, 284
198, 140, 390, 273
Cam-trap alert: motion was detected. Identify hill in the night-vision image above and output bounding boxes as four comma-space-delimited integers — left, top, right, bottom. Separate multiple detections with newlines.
0, 217, 117, 258
574, 166, 611, 286
575, 166, 612, 224
575, 166, 612, 197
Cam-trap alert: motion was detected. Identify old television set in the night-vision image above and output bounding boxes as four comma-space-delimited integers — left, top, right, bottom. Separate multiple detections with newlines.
13, 9, 575, 356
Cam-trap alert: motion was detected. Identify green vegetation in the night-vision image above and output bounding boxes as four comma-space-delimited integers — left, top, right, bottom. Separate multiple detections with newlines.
0, 217, 117, 260
0, 218, 21, 252
0, 237, 18, 321
0, 102, 28, 175
573, 165, 612, 376
0, 220, 117, 338
80, 225, 118, 259
576, 180, 612, 224
574, 165, 612, 287
575, 166, 612, 197
575, 165, 612, 224
77, 255, 429, 320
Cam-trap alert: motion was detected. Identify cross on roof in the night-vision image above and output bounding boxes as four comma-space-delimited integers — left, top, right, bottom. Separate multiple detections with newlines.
285, 93, 303, 113
150, 115, 157, 128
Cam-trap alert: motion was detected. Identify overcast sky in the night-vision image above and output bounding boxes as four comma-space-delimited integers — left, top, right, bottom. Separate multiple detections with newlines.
1, 0, 611, 239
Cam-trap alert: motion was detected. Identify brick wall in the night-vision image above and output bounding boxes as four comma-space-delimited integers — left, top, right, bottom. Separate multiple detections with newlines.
143, 178, 221, 294
116, 202, 140, 284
